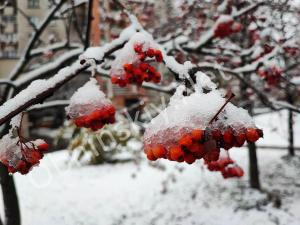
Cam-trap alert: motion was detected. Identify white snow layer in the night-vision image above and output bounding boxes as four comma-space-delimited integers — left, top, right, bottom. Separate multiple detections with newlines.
65, 78, 111, 118
144, 76, 255, 145
110, 31, 158, 76
10, 146, 300, 225
0, 60, 84, 122
80, 23, 140, 62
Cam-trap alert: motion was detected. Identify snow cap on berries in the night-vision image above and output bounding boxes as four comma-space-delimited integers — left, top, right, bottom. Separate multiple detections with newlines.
110, 32, 159, 76
144, 72, 255, 147
66, 78, 112, 119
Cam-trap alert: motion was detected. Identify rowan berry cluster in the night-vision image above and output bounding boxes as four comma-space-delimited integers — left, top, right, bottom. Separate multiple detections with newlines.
111, 44, 163, 87
1, 139, 49, 175
258, 67, 282, 86
144, 126, 263, 166
214, 19, 242, 38
71, 105, 116, 131
206, 156, 244, 178
283, 46, 299, 57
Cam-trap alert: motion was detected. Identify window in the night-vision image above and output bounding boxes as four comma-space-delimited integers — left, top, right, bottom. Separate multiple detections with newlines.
28, 0, 39, 9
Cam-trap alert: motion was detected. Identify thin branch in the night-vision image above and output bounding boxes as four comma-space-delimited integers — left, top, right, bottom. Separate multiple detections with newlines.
28, 100, 70, 111
30, 41, 82, 57
0, 62, 89, 126
84, 0, 93, 49
0, 80, 17, 89
0, 0, 8, 11
15, 48, 83, 88
17, 7, 39, 32
69, 0, 85, 44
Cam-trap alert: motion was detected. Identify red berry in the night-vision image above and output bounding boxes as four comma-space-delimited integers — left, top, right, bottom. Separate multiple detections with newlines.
146, 149, 157, 161
189, 143, 204, 155
125, 72, 134, 82
184, 153, 196, 164
138, 53, 146, 61
139, 62, 149, 71
154, 50, 163, 62
134, 44, 143, 53
204, 149, 220, 162
223, 129, 233, 144
123, 63, 134, 72
246, 128, 260, 142
212, 129, 222, 141
111, 75, 119, 84
191, 129, 204, 141
146, 48, 155, 58
148, 66, 157, 75
178, 134, 193, 148
152, 145, 166, 159
152, 72, 161, 83
143, 73, 151, 82
169, 145, 184, 161
234, 132, 246, 147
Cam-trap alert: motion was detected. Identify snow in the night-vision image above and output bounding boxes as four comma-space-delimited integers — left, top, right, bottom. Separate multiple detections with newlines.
233, 47, 279, 73
10, 113, 22, 129
15, 48, 83, 86
0, 134, 22, 168
0, 111, 297, 224
144, 80, 255, 147
65, 78, 112, 118
0, 59, 84, 122
110, 32, 157, 76
186, 15, 233, 49
80, 23, 139, 62
10, 147, 300, 225
255, 110, 300, 147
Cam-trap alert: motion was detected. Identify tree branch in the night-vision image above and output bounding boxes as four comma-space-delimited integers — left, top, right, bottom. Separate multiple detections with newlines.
84, 0, 93, 49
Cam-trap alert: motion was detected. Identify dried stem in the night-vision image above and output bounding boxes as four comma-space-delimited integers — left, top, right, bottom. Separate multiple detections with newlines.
209, 92, 235, 125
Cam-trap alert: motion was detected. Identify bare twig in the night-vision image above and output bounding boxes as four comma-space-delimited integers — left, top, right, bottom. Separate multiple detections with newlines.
84, 0, 93, 49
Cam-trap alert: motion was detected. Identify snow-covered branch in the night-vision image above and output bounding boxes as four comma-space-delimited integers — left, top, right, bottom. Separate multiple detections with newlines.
30, 41, 82, 57
15, 48, 83, 87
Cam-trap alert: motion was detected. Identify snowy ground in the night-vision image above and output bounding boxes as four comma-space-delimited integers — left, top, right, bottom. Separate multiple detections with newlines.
5, 110, 300, 225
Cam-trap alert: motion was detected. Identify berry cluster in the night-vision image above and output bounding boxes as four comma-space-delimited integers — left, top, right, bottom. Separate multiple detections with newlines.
283, 46, 299, 57
258, 67, 282, 86
214, 20, 242, 38
206, 156, 244, 178
71, 105, 116, 131
111, 44, 163, 87
144, 127, 263, 166
1, 140, 49, 175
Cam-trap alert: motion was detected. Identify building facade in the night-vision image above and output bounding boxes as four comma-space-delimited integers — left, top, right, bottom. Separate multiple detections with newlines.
0, 0, 66, 77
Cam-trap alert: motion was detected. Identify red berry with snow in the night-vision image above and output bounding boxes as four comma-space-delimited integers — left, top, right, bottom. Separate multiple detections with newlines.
66, 79, 116, 131
110, 42, 163, 87
0, 135, 49, 175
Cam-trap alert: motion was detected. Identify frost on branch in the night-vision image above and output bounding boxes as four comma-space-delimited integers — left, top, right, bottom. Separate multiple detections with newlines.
110, 32, 163, 87
143, 73, 263, 178
66, 78, 116, 131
